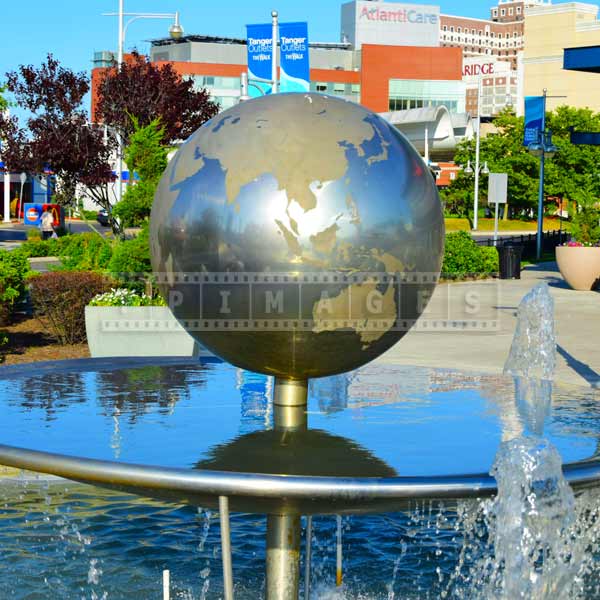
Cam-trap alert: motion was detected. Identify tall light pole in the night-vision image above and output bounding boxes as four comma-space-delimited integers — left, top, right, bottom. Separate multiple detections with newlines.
527, 89, 558, 260
271, 11, 279, 94
473, 76, 483, 230
104, 3, 183, 204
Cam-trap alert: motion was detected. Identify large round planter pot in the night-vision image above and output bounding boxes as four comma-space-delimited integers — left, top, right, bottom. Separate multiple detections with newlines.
556, 246, 600, 291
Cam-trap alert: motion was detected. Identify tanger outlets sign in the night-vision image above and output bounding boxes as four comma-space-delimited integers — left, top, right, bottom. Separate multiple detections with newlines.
348, 1, 440, 48
246, 21, 310, 95
279, 22, 310, 93
246, 23, 274, 96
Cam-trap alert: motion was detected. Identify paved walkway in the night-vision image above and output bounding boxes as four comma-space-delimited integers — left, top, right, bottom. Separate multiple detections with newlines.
378, 262, 600, 388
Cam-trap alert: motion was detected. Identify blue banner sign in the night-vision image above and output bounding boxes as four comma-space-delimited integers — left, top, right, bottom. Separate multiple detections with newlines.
524, 96, 544, 147
279, 22, 310, 93
24, 203, 43, 226
246, 23, 273, 96
23, 203, 63, 227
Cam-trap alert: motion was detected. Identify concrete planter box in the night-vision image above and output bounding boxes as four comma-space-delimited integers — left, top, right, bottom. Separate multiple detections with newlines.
556, 246, 600, 291
85, 306, 207, 358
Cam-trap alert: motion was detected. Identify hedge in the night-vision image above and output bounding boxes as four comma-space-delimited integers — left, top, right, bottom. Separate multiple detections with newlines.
442, 231, 499, 278
29, 271, 113, 344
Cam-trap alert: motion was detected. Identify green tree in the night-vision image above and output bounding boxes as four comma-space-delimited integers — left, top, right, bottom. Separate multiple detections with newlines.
0, 85, 7, 112
570, 185, 600, 244
545, 106, 600, 206
451, 110, 539, 221
113, 117, 169, 228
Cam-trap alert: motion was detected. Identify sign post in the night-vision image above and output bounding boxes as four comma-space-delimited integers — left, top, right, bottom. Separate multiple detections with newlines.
488, 173, 508, 244
19, 172, 26, 223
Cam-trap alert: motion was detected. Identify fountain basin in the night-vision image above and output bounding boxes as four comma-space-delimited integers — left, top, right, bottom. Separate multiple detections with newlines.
2, 357, 600, 598
1, 357, 600, 514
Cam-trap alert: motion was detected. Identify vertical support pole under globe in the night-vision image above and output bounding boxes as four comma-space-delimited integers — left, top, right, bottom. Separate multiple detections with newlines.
220, 495, 234, 600
336, 515, 343, 587
304, 516, 313, 600
266, 378, 307, 600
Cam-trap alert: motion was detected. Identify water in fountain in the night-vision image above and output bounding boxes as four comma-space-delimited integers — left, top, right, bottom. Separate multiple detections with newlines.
484, 283, 579, 598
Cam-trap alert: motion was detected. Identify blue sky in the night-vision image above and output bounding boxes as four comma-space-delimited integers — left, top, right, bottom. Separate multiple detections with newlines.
0, 0, 524, 117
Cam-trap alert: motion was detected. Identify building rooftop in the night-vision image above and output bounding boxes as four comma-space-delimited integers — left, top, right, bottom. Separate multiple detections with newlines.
150, 34, 352, 51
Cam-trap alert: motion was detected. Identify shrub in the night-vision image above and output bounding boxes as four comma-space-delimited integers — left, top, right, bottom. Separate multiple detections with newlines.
26, 227, 42, 240
442, 231, 498, 277
81, 209, 99, 220
442, 231, 483, 276
20, 238, 53, 258
58, 232, 113, 271
112, 118, 168, 228
480, 246, 500, 274
107, 227, 152, 291
29, 271, 113, 344
89, 288, 165, 307
112, 180, 156, 228
0, 249, 31, 325
0, 330, 7, 363
570, 188, 600, 245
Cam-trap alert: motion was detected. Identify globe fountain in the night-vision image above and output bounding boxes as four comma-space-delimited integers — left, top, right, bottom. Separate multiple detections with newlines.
1, 94, 600, 598
150, 92, 443, 596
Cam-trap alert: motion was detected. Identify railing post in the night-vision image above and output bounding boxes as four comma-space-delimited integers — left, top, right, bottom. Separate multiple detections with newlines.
219, 496, 234, 600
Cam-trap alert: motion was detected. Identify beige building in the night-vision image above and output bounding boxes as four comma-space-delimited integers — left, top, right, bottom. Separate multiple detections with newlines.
524, 2, 600, 111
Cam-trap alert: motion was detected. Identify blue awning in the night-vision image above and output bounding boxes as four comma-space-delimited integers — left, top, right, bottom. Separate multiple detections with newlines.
564, 45, 600, 73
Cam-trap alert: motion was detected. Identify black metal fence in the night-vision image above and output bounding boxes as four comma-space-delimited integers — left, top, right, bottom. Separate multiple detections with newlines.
474, 230, 566, 260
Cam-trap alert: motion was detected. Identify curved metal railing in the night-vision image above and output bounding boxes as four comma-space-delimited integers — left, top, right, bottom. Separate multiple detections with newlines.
1, 443, 600, 515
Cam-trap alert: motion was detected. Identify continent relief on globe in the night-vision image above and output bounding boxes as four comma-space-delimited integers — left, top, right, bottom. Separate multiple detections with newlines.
152, 93, 437, 355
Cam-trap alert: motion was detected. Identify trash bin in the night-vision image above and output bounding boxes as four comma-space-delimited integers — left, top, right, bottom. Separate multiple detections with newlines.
497, 243, 523, 279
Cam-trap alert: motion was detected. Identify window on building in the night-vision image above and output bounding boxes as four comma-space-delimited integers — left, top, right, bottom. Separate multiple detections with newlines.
450, 26, 454, 32
457, 27, 461, 33
443, 25, 447, 31
493, 8, 498, 16
478, 30, 482, 35
501, 8, 506, 16
315, 83, 328, 92
388, 79, 466, 114
450, 172, 456, 180
509, 7, 513, 15
516, 6, 522, 13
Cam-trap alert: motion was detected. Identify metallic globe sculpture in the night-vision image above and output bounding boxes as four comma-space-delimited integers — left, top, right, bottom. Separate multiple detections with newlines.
151, 93, 444, 384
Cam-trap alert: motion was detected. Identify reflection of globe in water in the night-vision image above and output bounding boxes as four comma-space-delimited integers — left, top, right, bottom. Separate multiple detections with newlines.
150, 93, 444, 380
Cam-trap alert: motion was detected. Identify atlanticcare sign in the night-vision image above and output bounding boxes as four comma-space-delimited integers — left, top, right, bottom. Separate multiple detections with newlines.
341, 1, 441, 48
359, 4, 438, 24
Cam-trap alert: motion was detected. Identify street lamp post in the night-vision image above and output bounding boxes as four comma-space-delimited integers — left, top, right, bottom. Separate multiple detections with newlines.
527, 89, 558, 260
464, 158, 490, 219
271, 11, 279, 94
473, 76, 483, 231
104, 3, 183, 205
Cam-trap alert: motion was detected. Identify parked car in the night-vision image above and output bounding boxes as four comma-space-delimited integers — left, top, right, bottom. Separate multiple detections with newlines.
97, 209, 110, 227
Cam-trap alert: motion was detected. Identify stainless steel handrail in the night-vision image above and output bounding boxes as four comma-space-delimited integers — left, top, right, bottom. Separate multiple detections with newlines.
1, 443, 599, 514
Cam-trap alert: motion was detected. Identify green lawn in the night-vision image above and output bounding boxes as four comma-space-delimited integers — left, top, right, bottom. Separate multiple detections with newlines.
444, 217, 570, 233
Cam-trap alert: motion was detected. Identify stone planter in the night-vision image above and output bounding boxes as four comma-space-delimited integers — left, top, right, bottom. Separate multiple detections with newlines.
85, 306, 208, 358
556, 246, 600, 291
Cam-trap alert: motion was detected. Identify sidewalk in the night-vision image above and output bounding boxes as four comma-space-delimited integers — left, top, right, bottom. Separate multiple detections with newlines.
377, 262, 600, 388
